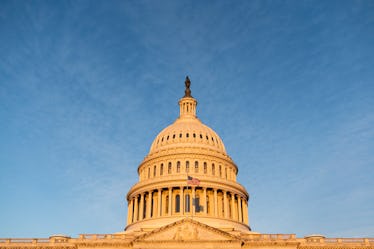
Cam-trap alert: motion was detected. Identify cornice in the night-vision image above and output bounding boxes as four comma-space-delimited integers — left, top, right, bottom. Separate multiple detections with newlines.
126, 177, 249, 200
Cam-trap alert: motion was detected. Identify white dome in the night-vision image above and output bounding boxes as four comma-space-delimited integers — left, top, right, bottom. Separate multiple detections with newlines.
149, 115, 227, 155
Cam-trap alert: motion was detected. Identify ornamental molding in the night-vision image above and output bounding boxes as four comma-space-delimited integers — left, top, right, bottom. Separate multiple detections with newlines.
0, 246, 76, 249
75, 242, 132, 248
133, 217, 243, 243
141, 149, 235, 168
127, 179, 249, 199
298, 246, 374, 249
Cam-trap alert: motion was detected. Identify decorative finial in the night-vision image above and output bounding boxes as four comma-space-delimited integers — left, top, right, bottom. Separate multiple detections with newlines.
184, 76, 192, 97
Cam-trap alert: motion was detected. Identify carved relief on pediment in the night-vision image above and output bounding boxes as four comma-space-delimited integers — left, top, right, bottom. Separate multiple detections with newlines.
136, 219, 239, 242
172, 224, 199, 241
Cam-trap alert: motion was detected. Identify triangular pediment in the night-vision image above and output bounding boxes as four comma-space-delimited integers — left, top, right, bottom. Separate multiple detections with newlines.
134, 218, 241, 242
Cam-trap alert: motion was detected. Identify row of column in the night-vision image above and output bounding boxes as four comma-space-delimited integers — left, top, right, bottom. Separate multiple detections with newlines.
127, 187, 249, 225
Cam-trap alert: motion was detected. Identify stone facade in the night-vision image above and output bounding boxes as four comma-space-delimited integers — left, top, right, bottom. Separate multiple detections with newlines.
1, 78, 373, 249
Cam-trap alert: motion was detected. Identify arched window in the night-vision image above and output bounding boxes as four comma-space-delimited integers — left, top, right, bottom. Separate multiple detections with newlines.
204, 162, 207, 174
185, 194, 190, 212
154, 165, 157, 177
225, 167, 227, 179
212, 164, 215, 175
150, 197, 154, 217
166, 195, 169, 214
168, 162, 172, 174
186, 133, 189, 138
186, 161, 189, 173
143, 195, 147, 219
177, 161, 180, 173
148, 167, 150, 178
195, 161, 199, 173
160, 164, 163, 175
219, 165, 222, 177
195, 195, 200, 212
206, 195, 210, 214
175, 194, 180, 213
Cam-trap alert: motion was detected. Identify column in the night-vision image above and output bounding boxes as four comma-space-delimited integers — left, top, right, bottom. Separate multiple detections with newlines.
192, 187, 196, 216
133, 196, 139, 222
243, 200, 249, 224
180, 186, 184, 215
238, 196, 243, 222
224, 191, 228, 218
146, 191, 152, 218
139, 193, 145, 221
214, 189, 218, 216
231, 193, 236, 220
168, 187, 172, 216
203, 187, 207, 215
158, 189, 162, 217
127, 199, 133, 225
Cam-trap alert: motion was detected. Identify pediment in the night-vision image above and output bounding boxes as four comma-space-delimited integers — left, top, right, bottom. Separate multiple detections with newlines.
134, 218, 241, 242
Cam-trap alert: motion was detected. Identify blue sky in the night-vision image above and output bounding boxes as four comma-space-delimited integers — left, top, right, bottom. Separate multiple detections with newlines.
0, 0, 373, 238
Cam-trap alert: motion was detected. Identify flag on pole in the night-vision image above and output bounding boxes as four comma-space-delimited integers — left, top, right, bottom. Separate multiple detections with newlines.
187, 176, 200, 185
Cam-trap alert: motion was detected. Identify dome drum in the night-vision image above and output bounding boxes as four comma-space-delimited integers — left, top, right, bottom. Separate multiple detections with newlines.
137, 157, 238, 183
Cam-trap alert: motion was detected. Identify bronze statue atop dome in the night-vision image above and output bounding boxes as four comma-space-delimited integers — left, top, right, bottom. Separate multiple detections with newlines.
184, 76, 192, 97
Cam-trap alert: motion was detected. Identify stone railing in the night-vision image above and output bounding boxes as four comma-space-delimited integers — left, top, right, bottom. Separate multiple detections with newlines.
0, 235, 71, 244
305, 237, 373, 245
244, 234, 296, 241
78, 234, 112, 240
1, 234, 373, 245
0, 238, 53, 243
